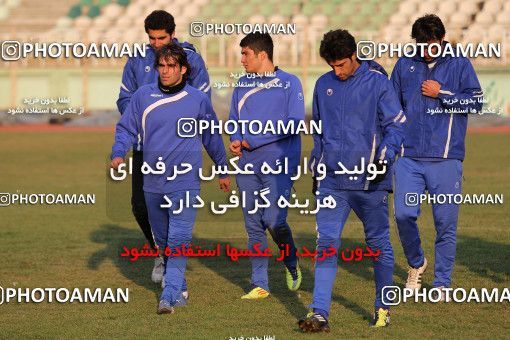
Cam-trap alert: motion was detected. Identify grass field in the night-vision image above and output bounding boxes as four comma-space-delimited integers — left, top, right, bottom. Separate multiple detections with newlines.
0, 131, 509, 339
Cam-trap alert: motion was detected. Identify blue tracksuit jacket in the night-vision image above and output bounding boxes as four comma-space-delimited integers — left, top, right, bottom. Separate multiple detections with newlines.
390, 44, 483, 160
111, 83, 227, 194
310, 61, 405, 191
228, 68, 305, 173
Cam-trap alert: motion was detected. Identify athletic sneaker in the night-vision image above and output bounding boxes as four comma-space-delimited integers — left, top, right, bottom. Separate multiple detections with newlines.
406, 258, 428, 294
286, 264, 302, 291
298, 312, 330, 333
156, 300, 174, 315
151, 256, 164, 283
370, 308, 390, 328
241, 287, 269, 299
431, 286, 447, 302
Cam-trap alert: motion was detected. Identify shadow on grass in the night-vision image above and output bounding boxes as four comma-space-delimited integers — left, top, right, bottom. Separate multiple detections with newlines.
456, 235, 510, 283
294, 234, 405, 323
86, 225, 411, 328
194, 234, 385, 327
192, 236, 312, 324
88, 224, 160, 300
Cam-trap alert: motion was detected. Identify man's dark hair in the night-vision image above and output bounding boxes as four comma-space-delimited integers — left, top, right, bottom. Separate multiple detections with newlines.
155, 44, 191, 80
319, 29, 356, 63
411, 14, 446, 43
144, 10, 176, 35
240, 33, 274, 62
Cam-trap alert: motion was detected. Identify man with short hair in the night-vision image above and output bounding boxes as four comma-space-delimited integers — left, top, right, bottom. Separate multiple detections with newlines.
111, 43, 229, 314
391, 14, 483, 298
116, 10, 211, 287
298, 29, 405, 332
228, 33, 305, 299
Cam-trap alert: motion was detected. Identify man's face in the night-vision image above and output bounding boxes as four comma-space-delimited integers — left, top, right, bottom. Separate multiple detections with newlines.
241, 47, 263, 73
157, 56, 186, 87
328, 55, 357, 80
420, 39, 443, 61
148, 29, 172, 51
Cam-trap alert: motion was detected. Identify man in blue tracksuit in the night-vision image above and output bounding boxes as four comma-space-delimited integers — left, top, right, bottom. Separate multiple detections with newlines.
228, 33, 305, 299
298, 29, 405, 332
116, 10, 211, 286
391, 15, 483, 296
111, 44, 229, 314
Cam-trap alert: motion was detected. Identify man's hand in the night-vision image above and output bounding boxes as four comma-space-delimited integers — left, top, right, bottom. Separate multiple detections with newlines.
241, 140, 250, 150
229, 140, 242, 157
219, 177, 231, 192
110, 157, 124, 170
422, 80, 441, 98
